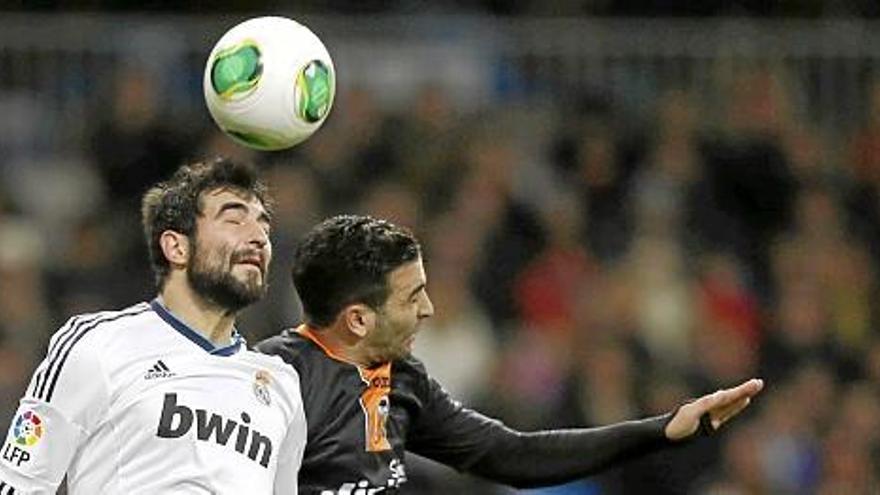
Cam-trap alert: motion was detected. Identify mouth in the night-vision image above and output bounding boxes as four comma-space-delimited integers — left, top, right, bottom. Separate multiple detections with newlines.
234, 256, 265, 274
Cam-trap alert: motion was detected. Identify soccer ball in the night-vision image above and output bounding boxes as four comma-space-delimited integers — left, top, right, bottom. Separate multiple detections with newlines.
203, 16, 335, 151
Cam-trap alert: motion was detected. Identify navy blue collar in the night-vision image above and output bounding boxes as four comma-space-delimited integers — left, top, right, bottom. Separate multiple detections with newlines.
150, 299, 245, 356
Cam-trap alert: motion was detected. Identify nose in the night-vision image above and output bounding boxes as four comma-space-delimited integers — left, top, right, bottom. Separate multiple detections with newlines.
247, 221, 270, 250
419, 293, 434, 320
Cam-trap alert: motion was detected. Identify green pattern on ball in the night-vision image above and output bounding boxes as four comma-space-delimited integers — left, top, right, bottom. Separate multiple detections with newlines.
296, 60, 333, 123
226, 129, 282, 150
211, 42, 262, 99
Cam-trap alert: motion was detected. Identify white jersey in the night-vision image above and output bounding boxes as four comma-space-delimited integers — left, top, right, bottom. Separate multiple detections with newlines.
0, 301, 306, 495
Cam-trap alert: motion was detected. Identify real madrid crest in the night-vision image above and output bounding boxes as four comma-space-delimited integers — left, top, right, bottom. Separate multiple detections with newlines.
253, 370, 272, 406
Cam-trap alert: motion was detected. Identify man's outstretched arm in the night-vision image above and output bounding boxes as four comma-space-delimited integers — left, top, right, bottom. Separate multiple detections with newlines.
408, 376, 764, 489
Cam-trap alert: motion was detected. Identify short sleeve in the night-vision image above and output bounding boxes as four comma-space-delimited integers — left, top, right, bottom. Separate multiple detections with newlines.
0, 317, 109, 493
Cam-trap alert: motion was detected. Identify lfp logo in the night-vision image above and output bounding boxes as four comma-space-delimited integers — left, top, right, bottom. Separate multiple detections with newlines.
13, 410, 43, 446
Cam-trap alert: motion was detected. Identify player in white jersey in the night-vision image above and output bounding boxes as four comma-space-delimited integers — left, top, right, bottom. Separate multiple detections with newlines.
0, 157, 306, 494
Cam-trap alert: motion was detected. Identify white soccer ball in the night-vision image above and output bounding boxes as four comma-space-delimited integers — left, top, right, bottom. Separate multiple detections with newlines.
203, 16, 335, 151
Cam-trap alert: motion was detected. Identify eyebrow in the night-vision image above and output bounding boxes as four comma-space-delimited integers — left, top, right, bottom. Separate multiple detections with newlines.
216, 201, 272, 225
407, 283, 426, 300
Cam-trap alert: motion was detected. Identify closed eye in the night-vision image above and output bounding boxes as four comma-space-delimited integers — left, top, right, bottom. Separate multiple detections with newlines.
408, 284, 426, 303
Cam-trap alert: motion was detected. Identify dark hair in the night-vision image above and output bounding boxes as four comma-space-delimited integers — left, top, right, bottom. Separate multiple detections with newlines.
294, 215, 421, 327
141, 156, 271, 289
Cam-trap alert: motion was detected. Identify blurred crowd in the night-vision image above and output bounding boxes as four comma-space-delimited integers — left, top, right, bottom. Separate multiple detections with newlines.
7, 0, 880, 18
1, 38, 880, 495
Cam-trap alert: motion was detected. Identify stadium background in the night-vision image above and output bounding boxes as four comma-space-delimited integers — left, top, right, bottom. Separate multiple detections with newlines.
1, 2, 879, 493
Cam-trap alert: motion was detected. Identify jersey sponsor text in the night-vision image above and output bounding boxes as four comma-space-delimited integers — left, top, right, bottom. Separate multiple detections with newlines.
156, 393, 272, 467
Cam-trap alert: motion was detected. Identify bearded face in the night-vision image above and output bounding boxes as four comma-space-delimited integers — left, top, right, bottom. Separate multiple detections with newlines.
360, 258, 433, 365
186, 235, 268, 312
185, 189, 272, 313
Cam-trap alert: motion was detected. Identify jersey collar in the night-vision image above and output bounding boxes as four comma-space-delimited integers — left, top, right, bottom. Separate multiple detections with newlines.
151, 299, 245, 356
295, 325, 392, 370
296, 325, 351, 363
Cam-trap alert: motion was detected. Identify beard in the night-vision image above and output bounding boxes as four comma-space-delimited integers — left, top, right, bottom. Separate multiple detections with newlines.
364, 313, 416, 365
187, 240, 267, 313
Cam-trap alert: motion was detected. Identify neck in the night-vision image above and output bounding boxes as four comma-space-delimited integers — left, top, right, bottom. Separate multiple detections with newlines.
160, 276, 237, 347
305, 324, 378, 368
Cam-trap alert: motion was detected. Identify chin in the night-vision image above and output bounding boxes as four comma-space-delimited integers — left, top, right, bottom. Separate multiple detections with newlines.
238, 274, 265, 292
237, 267, 263, 282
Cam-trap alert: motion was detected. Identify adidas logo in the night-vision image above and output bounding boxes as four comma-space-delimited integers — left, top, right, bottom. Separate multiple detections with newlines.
144, 360, 175, 380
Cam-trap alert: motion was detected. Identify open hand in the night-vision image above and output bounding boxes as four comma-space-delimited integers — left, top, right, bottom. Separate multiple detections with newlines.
665, 378, 764, 441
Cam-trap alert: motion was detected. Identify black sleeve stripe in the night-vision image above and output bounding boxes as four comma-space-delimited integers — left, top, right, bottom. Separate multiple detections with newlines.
32, 308, 129, 398
39, 305, 152, 403
34, 311, 114, 400
34, 303, 151, 399
32, 314, 94, 398
0, 480, 16, 494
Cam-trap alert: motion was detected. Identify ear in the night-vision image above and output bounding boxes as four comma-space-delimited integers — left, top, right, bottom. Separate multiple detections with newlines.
341, 304, 376, 339
159, 230, 190, 268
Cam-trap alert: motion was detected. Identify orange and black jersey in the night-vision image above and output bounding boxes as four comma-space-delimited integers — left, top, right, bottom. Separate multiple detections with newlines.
256, 326, 677, 494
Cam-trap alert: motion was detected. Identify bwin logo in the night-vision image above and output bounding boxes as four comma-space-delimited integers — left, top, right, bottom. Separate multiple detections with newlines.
156, 393, 272, 467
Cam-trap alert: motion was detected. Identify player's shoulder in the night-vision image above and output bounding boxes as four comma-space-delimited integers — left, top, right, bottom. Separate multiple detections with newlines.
48, 302, 155, 352
395, 355, 465, 412
254, 327, 356, 392
396, 354, 429, 377
235, 348, 306, 414
30, 303, 154, 403
237, 347, 301, 380
390, 354, 434, 398
254, 327, 314, 365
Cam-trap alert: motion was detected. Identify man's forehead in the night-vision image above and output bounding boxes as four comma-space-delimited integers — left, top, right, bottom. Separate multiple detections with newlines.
201, 187, 266, 213
388, 259, 426, 290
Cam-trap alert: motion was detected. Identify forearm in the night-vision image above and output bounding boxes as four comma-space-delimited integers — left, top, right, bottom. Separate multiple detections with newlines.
467, 414, 674, 488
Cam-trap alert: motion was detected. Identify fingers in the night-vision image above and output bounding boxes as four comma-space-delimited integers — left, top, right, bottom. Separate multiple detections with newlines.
692, 378, 764, 420
699, 387, 735, 410
710, 378, 765, 409
719, 379, 763, 402
731, 378, 764, 397
724, 396, 751, 421
711, 396, 752, 429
